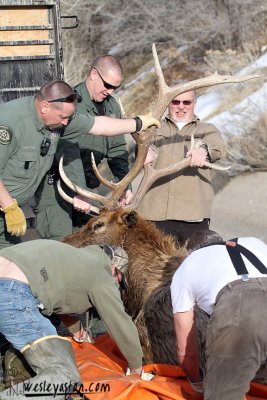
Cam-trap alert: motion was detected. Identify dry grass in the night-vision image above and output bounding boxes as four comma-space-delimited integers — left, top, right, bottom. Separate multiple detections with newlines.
60, 0, 267, 85
226, 112, 267, 176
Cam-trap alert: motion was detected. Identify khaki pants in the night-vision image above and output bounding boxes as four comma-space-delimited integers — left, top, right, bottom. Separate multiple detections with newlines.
204, 278, 267, 400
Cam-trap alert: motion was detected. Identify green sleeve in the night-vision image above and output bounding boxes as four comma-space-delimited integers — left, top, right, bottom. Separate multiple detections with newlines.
89, 282, 143, 368
0, 125, 15, 181
63, 114, 95, 139
56, 139, 87, 189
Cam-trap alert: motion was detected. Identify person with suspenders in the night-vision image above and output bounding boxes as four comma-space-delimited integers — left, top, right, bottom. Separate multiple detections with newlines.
171, 236, 267, 400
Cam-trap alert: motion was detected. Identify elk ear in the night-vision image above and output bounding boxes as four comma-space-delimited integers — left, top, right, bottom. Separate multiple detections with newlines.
120, 210, 138, 227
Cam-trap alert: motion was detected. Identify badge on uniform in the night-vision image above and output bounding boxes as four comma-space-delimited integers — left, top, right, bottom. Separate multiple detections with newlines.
0, 126, 12, 145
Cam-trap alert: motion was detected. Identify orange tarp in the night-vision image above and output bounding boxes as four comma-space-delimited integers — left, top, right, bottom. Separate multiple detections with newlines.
72, 334, 267, 400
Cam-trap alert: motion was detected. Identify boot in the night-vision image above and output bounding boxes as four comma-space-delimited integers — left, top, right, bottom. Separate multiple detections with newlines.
4, 345, 34, 388
0, 335, 82, 399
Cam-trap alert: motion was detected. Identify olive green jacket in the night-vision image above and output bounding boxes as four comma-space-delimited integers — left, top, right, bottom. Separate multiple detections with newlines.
0, 96, 94, 206
0, 240, 143, 369
138, 115, 225, 221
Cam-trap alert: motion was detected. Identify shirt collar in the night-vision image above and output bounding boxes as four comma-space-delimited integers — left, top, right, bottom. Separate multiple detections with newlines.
79, 81, 113, 115
166, 113, 199, 126
29, 96, 46, 133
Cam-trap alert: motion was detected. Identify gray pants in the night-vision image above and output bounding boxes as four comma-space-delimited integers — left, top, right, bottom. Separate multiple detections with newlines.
204, 278, 267, 400
0, 215, 21, 249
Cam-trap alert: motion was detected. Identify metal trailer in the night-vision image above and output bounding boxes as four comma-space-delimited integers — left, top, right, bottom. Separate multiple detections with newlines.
0, 0, 78, 102
0, 0, 78, 229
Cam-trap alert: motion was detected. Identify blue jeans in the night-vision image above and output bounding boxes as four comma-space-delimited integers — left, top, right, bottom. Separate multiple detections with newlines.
0, 279, 57, 350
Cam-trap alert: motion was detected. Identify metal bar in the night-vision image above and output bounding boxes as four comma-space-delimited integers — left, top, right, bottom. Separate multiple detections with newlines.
0, 55, 55, 61
0, 25, 53, 31
0, 40, 54, 46
0, 1, 56, 6
61, 15, 79, 30
0, 87, 40, 93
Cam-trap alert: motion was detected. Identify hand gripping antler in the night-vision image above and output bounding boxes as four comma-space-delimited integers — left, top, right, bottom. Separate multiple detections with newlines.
128, 134, 231, 209
59, 43, 260, 210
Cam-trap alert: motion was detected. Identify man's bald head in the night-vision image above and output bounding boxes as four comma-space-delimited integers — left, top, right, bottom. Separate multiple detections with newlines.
90, 55, 123, 79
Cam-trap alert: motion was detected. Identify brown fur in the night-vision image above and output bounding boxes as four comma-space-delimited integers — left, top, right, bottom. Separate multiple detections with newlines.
63, 208, 220, 365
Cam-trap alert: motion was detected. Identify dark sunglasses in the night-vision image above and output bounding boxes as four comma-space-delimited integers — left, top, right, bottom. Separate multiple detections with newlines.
47, 91, 82, 104
171, 99, 194, 106
94, 68, 120, 91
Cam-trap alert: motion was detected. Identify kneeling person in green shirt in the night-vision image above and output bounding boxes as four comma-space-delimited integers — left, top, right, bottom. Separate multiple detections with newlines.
0, 240, 143, 399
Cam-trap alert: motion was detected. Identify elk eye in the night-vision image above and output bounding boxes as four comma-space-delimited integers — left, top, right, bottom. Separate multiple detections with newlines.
94, 221, 105, 230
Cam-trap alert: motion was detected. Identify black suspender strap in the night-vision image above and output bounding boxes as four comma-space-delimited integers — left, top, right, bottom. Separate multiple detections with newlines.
224, 239, 249, 275
217, 238, 267, 276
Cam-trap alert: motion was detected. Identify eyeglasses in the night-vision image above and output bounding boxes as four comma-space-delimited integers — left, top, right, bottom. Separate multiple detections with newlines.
68, 112, 76, 122
94, 68, 120, 91
47, 91, 82, 104
171, 99, 194, 106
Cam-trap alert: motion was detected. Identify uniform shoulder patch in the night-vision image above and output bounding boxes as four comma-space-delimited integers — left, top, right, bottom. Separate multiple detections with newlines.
0, 126, 12, 145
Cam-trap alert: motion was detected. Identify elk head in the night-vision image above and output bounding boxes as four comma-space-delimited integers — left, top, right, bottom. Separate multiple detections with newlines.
62, 208, 139, 248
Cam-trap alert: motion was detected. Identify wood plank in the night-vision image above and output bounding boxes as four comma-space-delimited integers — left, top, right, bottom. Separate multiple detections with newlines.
0, 8, 49, 26
0, 45, 51, 57
1, 30, 49, 41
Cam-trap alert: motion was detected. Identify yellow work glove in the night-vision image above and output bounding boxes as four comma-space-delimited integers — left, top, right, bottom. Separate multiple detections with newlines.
136, 113, 160, 132
2, 200, 27, 236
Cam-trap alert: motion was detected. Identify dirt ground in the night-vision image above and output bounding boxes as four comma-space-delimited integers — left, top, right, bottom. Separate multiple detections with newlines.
210, 171, 267, 244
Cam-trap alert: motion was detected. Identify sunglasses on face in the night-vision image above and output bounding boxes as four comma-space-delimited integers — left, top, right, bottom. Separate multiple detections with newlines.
47, 91, 82, 104
171, 99, 194, 106
94, 68, 120, 91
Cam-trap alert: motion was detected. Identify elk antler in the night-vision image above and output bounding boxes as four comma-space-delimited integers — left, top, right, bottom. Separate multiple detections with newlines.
59, 43, 260, 210
56, 178, 100, 215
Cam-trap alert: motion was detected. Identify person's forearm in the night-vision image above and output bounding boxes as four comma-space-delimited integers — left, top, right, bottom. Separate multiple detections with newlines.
174, 310, 202, 382
90, 116, 136, 136
177, 351, 202, 382
176, 326, 201, 382
0, 181, 14, 208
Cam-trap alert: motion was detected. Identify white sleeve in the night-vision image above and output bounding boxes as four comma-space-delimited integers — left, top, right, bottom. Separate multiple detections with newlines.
171, 271, 195, 313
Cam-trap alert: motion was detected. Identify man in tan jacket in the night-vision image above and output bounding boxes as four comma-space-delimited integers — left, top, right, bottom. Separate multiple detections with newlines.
138, 88, 225, 245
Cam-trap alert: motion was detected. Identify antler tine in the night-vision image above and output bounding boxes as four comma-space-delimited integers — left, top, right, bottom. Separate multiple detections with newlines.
118, 97, 127, 118
90, 152, 116, 190
129, 159, 230, 210
151, 43, 260, 121
166, 72, 260, 107
151, 43, 169, 120
56, 180, 100, 214
58, 156, 113, 207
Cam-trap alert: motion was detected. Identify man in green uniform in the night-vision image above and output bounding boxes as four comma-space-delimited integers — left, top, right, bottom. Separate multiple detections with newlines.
0, 80, 159, 248
35, 55, 132, 240
0, 240, 143, 399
